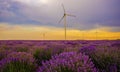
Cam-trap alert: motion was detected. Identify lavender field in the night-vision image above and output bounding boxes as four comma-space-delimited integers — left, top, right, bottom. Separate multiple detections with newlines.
0, 40, 120, 72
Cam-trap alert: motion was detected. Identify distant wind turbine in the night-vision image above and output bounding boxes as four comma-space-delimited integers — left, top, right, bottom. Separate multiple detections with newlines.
41, 32, 46, 40
95, 30, 98, 40
59, 4, 75, 40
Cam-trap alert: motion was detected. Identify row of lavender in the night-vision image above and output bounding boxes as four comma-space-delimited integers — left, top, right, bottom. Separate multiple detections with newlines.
0, 40, 120, 72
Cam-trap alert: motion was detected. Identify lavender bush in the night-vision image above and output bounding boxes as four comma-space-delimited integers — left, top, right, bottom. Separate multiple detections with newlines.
79, 43, 120, 72
38, 52, 98, 72
0, 52, 37, 72
33, 46, 64, 66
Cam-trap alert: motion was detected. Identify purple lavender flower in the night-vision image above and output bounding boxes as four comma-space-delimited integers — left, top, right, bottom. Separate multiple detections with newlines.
109, 64, 117, 72
79, 45, 96, 55
38, 52, 98, 72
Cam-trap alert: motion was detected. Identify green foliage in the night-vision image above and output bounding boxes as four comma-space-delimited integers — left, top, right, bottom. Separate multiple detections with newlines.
2, 61, 36, 72
91, 54, 113, 71
16, 47, 28, 52
89, 48, 120, 72
33, 47, 64, 66
2, 45, 10, 50
33, 48, 52, 66
59, 66, 74, 72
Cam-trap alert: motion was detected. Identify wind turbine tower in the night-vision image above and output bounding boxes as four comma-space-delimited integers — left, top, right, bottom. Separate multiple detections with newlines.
41, 32, 46, 40
59, 4, 75, 40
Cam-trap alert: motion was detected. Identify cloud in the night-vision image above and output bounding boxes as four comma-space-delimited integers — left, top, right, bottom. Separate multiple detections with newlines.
0, 0, 120, 31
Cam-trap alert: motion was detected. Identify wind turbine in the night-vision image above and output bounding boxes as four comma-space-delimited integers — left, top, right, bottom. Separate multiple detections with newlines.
59, 4, 75, 40
41, 32, 46, 40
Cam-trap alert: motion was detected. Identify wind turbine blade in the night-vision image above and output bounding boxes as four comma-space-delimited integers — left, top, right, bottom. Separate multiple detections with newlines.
59, 15, 65, 23
66, 14, 76, 17
62, 4, 66, 13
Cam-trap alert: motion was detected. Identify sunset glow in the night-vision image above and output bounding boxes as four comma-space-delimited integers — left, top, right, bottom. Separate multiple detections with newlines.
0, 23, 120, 40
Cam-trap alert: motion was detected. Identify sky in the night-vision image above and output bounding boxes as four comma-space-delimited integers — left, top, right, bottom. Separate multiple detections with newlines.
0, 0, 120, 40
